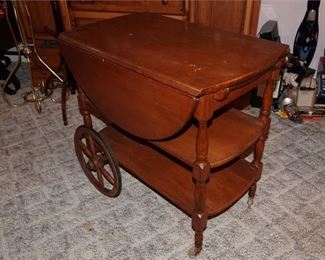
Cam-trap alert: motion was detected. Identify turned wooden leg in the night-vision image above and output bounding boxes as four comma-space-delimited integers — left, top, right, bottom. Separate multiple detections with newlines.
61, 62, 77, 125
249, 76, 274, 207
188, 231, 204, 257
247, 183, 257, 208
191, 161, 209, 256
78, 88, 93, 128
249, 122, 268, 207
190, 120, 210, 256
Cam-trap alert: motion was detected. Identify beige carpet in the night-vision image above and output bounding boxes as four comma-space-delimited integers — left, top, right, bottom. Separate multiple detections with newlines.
0, 66, 324, 259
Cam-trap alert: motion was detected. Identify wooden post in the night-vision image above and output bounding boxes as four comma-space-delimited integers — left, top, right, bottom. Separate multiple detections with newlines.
58, 0, 72, 30
190, 97, 214, 256
191, 119, 210, 255
249, 67, 281, 206
77, 88, 92, 128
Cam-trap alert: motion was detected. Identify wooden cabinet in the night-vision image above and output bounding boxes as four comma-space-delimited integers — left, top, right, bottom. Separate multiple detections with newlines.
60, 0, 260, 34
66, 0, 186, 27
15, 1, 57, 39
59, 0, 187, 30
189, 0, 261, 36
15, 0, 261, 86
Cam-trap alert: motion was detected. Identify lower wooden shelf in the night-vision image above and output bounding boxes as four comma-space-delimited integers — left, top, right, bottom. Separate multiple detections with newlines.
100, 125, 259, 218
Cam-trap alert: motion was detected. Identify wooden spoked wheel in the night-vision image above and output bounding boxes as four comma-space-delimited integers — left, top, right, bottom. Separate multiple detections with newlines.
74, 126, 121, 197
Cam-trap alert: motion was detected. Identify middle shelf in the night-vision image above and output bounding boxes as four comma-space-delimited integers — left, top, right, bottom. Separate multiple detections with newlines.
152, 108, 264, 168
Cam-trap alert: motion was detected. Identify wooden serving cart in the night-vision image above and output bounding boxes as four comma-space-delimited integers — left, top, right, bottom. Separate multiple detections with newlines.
59, 14, 287, 255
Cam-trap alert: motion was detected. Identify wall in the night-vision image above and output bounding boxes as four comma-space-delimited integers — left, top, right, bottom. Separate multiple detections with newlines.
257, 0, 324, 70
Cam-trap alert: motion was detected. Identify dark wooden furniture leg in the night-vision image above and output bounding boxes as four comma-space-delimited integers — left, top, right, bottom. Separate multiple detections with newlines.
78, 88, 92, 128
248, 68, 279, 207
190, 97, 212, 256
61, 62, 76, 125
190, 119, 210, 256
61, 79, 68, 125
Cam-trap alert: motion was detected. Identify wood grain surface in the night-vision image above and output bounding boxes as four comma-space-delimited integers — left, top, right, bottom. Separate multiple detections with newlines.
59, 13, 288, 97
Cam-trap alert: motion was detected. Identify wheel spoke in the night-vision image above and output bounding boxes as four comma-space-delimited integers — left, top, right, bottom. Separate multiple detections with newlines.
94, 141, 102, 153
86, 160, 95, 171
101, 167, 115, 185
96, 168, 104, 188
80, 141, 93, 159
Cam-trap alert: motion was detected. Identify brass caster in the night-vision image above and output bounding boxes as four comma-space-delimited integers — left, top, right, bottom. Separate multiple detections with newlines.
247, 197, 254, 209
188, 246, 202, 258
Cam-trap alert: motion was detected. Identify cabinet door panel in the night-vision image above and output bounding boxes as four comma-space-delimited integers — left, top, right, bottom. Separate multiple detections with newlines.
190, 0, 260, 36
211, 1, 247, 34
15, 1, 56, 38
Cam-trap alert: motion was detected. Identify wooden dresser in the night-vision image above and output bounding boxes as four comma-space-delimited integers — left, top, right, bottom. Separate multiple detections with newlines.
60, 0, 188, 29
13, 0, 261, 87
